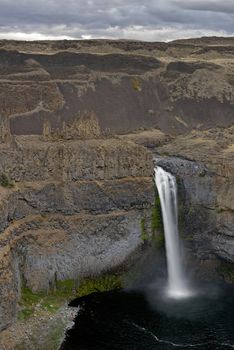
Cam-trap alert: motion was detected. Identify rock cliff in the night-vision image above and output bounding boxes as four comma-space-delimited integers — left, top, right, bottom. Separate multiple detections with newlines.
156, 126, 234, 279
0, 38, 233, 347
0, 38, 234, 138
0, 136, 154, 332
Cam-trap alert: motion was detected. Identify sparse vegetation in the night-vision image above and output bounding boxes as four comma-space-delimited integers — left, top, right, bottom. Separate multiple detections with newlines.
151, 196, 163, 233
140, 217, 149, 241
18, 287, 64, 321
140, 192, 164, 244
18, 275, 122, 321
18, 307, 34, 321
0, 172, 14, 188
150, 189, 164, 248
132, 78, 142, 91
77, 274, 122, 297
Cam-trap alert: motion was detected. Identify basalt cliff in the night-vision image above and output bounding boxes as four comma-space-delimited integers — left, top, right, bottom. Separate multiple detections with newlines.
0, 37, 233, 349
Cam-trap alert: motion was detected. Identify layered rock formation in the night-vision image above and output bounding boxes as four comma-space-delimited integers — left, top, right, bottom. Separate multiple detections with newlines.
0, 38, 234, 138
0, 38, 233, 346
156, 126, 234, 278
0, 136, 155, 331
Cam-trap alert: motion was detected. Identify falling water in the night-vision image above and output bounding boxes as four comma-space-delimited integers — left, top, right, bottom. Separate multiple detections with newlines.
154, 166, 191, 299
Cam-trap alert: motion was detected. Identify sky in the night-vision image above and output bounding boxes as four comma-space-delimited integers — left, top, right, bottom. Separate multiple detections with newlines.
0, 0, 234, 41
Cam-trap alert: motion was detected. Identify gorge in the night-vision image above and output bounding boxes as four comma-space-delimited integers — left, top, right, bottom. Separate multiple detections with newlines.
0, 38, 233, 349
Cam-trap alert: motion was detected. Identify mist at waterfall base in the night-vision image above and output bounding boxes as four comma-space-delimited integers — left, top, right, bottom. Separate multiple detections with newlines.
60, 167, 234, 349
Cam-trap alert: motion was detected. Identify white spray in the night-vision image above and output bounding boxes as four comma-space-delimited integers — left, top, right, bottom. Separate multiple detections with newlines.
154, 166, 191, 298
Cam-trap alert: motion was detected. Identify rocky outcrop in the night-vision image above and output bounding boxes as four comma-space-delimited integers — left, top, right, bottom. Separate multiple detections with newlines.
43, 111, 101, 141
156, 126, 234, 279
0, 137, 152, 182
0, 39, 234, 137
0, 136, 155, 331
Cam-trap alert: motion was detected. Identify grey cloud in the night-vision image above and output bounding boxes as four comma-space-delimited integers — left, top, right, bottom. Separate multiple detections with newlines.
172, 0, 234, 14
0, 0, 233, 41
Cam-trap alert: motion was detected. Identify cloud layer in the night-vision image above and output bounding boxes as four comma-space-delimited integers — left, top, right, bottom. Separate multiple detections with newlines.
0, 0, 233, 41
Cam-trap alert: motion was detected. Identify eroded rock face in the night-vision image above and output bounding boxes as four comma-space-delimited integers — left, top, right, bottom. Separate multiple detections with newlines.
0, 137, 154, 331
0, 39, 234, 339
156, 127, 234, 278
0, 39, 234, 139
15, 212, 144, 291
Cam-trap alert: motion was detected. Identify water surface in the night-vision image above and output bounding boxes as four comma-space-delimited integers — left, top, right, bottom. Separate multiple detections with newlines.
60, 284, 234, 350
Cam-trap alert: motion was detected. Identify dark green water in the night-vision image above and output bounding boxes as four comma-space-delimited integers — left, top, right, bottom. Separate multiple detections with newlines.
60, 284, 234, 350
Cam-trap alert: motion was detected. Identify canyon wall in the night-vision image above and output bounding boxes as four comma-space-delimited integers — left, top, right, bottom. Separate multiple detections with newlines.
0, 38, 234, 139
0, 137, 155, 331
0, 38, 233, 339
157, 126, 234, 280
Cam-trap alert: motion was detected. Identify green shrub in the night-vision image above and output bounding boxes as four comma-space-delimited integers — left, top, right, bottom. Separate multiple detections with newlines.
140, 218, 149, 241
150, 188, 164, 247
20, 287, 44, 306
0, 173, 14, 188
18, 308, 34, 321
55, 279, 76, 297
132, 78, 142, 91
77, 274, 122, 298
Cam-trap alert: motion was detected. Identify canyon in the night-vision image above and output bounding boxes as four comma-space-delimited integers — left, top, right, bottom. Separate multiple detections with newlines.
0, 37, 233, 349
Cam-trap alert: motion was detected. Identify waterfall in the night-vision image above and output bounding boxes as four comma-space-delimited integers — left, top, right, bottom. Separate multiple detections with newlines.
154, 166, 191, 298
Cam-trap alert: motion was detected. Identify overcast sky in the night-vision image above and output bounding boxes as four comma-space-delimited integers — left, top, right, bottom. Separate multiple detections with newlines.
0, 0, 234, 41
